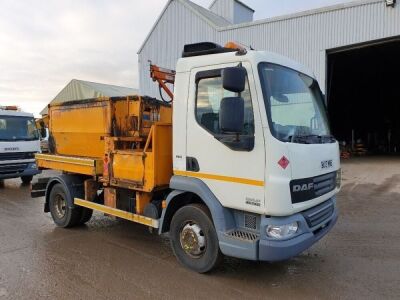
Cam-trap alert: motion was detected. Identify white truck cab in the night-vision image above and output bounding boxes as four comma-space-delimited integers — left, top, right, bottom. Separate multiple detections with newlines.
163, 43, 340, 269
0, 106, 41, 183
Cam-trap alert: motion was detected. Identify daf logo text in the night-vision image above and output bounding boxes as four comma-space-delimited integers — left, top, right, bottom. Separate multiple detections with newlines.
293, 183, 314, 192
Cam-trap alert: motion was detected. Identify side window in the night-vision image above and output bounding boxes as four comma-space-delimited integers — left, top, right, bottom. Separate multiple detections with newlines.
195, 73, 254, 137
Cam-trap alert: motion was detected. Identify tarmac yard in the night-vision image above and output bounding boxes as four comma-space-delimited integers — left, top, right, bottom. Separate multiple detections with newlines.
0, 157, 399, 299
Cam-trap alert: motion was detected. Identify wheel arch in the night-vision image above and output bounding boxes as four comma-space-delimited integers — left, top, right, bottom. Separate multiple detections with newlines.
159, 176, 235, 234
44, 174, 86, 213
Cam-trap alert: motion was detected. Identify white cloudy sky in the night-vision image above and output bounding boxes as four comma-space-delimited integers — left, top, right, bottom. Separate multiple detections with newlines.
0, 0, 354, 116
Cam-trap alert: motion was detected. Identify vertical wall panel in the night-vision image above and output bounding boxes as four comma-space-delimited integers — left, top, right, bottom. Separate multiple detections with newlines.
210, 0, 233, 23
139, 0, 400, 97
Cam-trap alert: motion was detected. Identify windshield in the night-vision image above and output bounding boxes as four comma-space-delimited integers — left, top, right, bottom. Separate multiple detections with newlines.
259, 63, 333, 144
0, 116, 39, 141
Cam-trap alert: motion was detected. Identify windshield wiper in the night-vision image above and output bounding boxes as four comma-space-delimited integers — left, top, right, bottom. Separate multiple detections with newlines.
288, 134, 336, 144
320, 134, 336, 143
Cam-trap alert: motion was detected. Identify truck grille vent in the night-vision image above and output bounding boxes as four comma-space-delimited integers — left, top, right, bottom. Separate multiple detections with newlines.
290, 171, 337, 204
302, 199, 334, 228
226, 230, 259, 242
0, 164, 28, 174
0, 152, 35, 161
244, 214, 257, 230
314, 172, 336, 197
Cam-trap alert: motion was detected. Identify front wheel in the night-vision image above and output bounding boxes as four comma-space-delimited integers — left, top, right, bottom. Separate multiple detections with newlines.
21, 176, 33, 184
170, 204, 222, 273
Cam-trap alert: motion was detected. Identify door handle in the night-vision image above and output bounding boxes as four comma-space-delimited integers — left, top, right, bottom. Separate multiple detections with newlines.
186, 157, 200, 172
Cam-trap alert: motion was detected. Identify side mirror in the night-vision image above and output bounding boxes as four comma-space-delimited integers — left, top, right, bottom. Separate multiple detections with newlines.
222, 67, 246, 93
220, 97, 244, 134
37, 120, 47, 139
40, 127, 47, 139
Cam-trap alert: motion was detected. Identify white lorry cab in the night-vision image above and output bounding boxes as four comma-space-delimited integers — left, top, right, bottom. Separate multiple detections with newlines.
0, 106, 41, 183
169, 43, 340, 269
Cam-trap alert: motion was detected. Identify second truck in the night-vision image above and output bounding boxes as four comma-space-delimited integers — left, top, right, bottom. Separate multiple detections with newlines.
0, 106, 41, 184
32, 42, 340, 273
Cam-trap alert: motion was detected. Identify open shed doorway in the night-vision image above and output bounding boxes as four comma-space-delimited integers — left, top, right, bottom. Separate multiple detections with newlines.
327, 39, 400, 156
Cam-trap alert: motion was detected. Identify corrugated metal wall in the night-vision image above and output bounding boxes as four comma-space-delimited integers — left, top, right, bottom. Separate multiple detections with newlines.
232, 1, 254, 24
209, 0, 234, 23
139, 0, 217, 98
139, 0, 400, 98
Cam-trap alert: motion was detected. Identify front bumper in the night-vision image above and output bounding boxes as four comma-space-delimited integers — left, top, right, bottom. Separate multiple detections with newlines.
259, 206, 338, 261
219, 197, 338, 262
0, 162, 41, 180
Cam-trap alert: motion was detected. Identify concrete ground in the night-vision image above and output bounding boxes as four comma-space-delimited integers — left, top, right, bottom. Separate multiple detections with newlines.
0, 157, 399, 299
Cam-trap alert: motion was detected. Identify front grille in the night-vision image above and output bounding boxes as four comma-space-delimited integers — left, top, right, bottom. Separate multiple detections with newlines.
302, 199, 334, 228
314, 172, 336, 197
0, 152, 35, 161
226, 230, 259, 241
290, 171, 337, 204
244, 214, 257, 230
0, 163, 28, 174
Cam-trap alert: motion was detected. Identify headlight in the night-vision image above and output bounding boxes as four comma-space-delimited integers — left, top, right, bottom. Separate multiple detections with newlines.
30, 163, 37, 169
266, 222, 298, 239
336, 169, 342, 188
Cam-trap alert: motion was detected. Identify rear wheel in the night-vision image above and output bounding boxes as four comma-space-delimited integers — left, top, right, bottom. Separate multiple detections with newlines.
170, 204, 222, 273
21, 176, 33, 184
49, 184, 82, 228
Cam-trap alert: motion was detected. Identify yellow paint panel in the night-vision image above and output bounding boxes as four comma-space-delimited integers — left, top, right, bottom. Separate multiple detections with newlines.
50, 100, 111, 158
74, 198, 159, 228
112, 152, 144, 183
36, 154, 102, 176
153, 124, 173, 186
174, 170, 264, 187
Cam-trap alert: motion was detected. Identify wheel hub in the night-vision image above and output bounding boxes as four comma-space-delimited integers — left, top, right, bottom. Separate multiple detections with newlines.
54, 194, 66, 219
180, 223, 206, 258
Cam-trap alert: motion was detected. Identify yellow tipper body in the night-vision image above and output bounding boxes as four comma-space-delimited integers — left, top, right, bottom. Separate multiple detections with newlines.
36, 96, 173, 194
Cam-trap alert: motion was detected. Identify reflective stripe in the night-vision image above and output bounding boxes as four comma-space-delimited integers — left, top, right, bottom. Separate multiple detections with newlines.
35, 153, 95, 166
74, 198, 159, 228
174, 170, 264, 187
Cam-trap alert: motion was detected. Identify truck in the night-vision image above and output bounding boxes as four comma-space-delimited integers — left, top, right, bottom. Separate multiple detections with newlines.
0, 106, 41, 184
32, 42, 340, 273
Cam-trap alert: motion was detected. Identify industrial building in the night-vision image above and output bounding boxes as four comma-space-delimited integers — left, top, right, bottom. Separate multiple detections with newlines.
138, 0, 400, 154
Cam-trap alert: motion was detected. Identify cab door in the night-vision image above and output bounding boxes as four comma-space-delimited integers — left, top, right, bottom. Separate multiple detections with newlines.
183, 62, 266, 214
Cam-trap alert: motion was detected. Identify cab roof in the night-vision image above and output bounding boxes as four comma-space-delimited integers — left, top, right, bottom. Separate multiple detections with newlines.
0, 110, 34, 118
176, 49, 315, 79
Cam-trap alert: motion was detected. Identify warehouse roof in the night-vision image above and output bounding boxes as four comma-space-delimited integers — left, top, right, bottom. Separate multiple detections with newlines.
185, 0, 232, 27
138, 0, 381, 53
219, 0, 381, 31
40, 79, 138, 115
138, 0, 232, 54
209, 0, 255, 13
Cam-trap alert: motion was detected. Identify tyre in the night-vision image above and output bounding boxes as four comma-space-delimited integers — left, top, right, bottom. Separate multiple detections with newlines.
170, 204, 222, 273
79, 208, 93, 224
21, 176, 33, 184
49, 183, 82, 228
